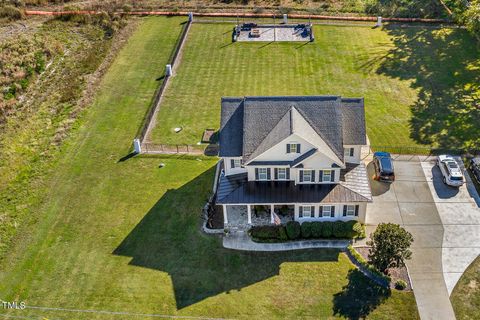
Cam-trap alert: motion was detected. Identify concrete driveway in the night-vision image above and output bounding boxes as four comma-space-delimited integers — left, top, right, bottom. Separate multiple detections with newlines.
364, 157, 480, 320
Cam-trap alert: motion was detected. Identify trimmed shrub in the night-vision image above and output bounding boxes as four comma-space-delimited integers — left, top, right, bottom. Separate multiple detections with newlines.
395, 280, 407, 290
353, 221, 365, 238
311, 221, 323, 238
250, 225, 280, 240
332, 221, 346, 238
286, 221, 301, 240
301, 222, 313, 238
322, 221, 333, 238
278, 226, 288, 241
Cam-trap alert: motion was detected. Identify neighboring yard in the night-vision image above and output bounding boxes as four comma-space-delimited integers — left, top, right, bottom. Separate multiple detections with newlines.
451, 254, 480, 319
151, 22, 479, 151
0, 17, 418, 319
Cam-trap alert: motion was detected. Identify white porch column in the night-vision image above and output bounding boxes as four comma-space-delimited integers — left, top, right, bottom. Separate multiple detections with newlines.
294, 204, 299, 220
270, 204, 275, 223
222, 204, 228, 225
247, 205, 252, 224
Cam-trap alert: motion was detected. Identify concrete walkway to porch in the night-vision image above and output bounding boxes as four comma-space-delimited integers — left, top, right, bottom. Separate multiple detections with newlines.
223, 231, 350, 251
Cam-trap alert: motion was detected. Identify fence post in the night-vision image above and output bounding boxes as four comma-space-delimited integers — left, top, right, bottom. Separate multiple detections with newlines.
133, 139, 142, 154
166, 64, 172, 76
376, 16, 382, 27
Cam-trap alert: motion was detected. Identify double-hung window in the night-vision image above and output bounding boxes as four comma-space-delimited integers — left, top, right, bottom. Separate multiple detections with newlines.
345, 205, 356, 216
302, 170, 313, 182
322, 170, 332, 182
299, 206, 314, 218
231, 159, 242, 168
277, 168, 287, 180
258, 168, 268, 181
287, 143, 300, 154
320, 205, 334, 218
344, 147, 354, 157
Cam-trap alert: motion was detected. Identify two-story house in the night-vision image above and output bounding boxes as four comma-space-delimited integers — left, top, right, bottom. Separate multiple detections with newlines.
215, 96, 372, 228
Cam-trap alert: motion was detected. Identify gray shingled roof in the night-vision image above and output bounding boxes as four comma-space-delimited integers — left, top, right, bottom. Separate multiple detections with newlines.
219, 96, 367, 159
242, 96, 344, 163
219, 98, 244, 157
341, 98, 367, 145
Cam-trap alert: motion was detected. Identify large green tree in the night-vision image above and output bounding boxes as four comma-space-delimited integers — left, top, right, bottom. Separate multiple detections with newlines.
367, 223, 413, 274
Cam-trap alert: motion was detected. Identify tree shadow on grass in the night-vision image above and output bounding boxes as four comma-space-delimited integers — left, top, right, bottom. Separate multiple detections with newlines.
113, 166, 341, 309
333, 269, 391, 320
359, 25, 480, 151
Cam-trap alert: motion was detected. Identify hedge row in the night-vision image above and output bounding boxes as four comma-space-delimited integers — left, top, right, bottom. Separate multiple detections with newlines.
346, 245, 391, 284
250, 220, 364, 242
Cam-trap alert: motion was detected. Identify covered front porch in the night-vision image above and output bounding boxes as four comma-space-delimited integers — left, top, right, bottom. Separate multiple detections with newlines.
223, 204, 294, 229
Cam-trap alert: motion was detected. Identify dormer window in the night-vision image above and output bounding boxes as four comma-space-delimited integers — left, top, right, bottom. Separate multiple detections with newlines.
287, 143, 300, 154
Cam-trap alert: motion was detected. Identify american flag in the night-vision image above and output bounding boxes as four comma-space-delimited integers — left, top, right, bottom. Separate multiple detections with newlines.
273, 212, 282, 225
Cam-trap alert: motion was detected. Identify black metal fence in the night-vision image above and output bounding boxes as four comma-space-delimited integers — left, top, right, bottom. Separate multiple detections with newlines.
141, 143, 219, 156
370, 145, 480, 156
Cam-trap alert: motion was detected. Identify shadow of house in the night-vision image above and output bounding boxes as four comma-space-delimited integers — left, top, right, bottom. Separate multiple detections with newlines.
113, 167, 341, 309
360, 25, 480, 151
333, 269, 391, 320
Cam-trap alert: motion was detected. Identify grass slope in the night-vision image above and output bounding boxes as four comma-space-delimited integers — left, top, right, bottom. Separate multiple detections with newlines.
451, 255, 480, 320
151, 23, 479, 151
1, 17, 417, 319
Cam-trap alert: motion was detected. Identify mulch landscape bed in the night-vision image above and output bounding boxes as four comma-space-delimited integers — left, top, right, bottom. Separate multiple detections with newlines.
356, 246, 413, 291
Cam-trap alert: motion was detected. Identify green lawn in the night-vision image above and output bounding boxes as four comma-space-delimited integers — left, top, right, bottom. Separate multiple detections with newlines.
151, 23, 479, 151
451, 255, 480, 320
0, 17, 418, 319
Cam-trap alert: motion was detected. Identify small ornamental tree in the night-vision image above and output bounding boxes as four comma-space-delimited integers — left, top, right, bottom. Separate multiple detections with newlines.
367, 223, 413, 274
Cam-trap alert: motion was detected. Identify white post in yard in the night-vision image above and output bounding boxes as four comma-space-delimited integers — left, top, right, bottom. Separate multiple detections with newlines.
283, 14, 288, 24
222, 204, 228, 225
188, 12, 194, 22
133, 138, 142, 154
165, 64, 172, 76
247, 205, 252, 224
270, 204, 275, 223
376, 16, 382, 27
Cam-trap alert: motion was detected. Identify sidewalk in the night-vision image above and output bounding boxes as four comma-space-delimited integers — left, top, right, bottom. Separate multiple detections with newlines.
223, 231, 350, 251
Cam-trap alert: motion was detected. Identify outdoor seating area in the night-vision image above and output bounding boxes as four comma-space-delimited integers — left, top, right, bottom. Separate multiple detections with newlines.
233, 23, 314, 42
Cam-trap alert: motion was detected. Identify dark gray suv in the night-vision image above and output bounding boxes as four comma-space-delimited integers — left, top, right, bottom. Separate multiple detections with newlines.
469, 157, 480, 184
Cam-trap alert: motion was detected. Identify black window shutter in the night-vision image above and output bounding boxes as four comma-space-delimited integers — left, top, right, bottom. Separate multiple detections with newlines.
319, 170, 323, 182
355, 205, 359, 216
331, 170, 335, 182
267, 168, 271, 180
286, 144, 291, 153
350, 148, 354, 157
297, 144, 301, 153
311, 170, 315, 182
299, 207, 303, 218
311, 206, 315, 217
331, 206, 335, 217
343, 205, 347, 216
319, 206, 323, 217
230, 159, 235, 168
286, 168, 290, 180
300, 170, 304, 182
255, 168, 259, 180
274, 168, 278, 180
